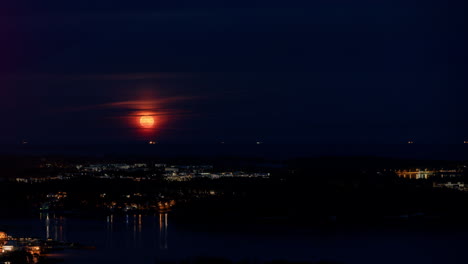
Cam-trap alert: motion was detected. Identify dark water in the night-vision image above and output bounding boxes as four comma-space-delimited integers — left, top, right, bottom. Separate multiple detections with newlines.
1, 213, 467, 264
1, 143, 468, 160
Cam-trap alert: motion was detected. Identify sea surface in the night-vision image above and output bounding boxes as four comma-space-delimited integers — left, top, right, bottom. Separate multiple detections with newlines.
1, 213, 467, 264
1, 143, 468, 160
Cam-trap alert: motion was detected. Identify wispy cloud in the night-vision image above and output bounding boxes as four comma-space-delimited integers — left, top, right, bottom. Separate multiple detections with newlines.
0, 72, 192, 81
72, 96, 198, 112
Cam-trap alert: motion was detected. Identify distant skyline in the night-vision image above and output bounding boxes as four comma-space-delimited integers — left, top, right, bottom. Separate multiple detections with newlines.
1, 1, 466, 144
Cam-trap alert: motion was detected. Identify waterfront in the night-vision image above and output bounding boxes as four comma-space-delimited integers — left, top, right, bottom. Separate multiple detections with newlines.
2, 214, 468, 264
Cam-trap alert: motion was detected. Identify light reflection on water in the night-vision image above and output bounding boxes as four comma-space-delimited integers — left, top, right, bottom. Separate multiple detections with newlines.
159, 213, 168, 250
2, 214, 468, 264
39, 212, 169, 250
40, 213, 66, 242
36, 212, 171, 264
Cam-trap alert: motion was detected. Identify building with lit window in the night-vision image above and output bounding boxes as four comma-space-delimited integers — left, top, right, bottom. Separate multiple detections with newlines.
395, 169, 435, 179
395, 168, 464, 179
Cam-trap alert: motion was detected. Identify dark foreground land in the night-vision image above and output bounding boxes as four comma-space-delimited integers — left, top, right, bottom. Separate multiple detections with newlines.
1, 155, 468, 225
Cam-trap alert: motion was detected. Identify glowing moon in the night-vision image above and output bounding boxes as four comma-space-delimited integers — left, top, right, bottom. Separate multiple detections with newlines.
139, 116, 155, 128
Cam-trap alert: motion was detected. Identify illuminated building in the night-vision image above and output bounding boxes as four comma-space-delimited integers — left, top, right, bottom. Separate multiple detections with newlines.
395, 168, 463, 179
433, 182, 466, 191
164, 167, 179, 174
2, 241, 17, 252
438, 169, 462, 178
0, 231, 6, 241
0, 231, 7, 253
27, 245, 41, 255
396, 169, 435, 179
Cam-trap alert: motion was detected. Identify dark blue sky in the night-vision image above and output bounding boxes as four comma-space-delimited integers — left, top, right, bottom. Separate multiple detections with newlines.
0, 0, 466, 144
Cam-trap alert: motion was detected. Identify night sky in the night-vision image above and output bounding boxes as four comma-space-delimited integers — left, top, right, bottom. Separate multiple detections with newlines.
1, 1, 466, 144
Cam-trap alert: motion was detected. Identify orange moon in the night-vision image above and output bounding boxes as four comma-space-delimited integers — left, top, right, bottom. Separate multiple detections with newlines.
139, 116, 155, 128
